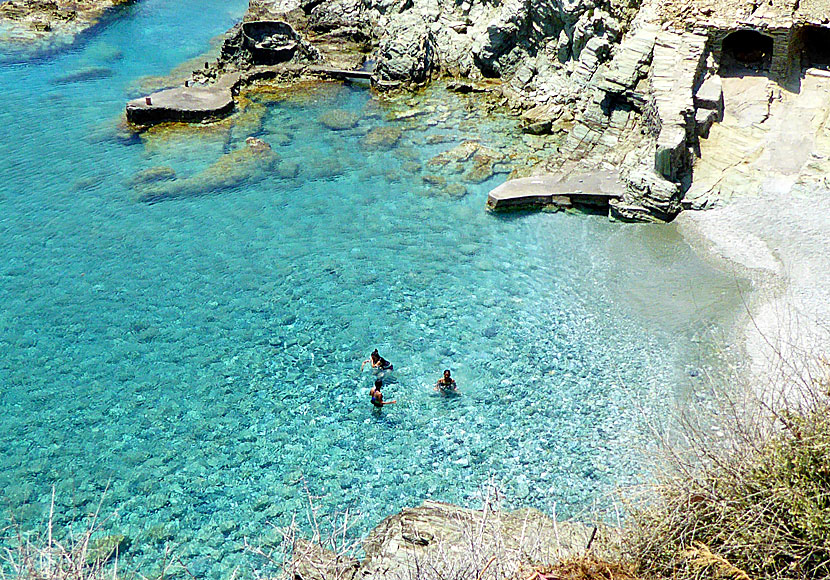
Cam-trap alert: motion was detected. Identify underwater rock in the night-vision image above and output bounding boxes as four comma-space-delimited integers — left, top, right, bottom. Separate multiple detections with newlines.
86, 534, 130, 565
269, 132, 293, 146
52, 66, 113, 84
135, 138, 279, 203
302, 156, 344, 180
362, 126, 402, 150
230, 100, 268, 141
319, 109, 360, 130
275, 160, 301, 179
463, 151, 497, 183
422, 174, 446, 186
127, 166, 177, 188
443, 183, 468, 197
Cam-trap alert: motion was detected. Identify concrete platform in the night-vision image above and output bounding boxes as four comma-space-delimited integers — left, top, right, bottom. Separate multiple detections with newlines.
487, 169, 625, 211
126, 84, 236, 125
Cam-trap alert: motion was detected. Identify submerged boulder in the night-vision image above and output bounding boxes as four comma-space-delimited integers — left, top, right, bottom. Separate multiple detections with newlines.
134, 138, 279, 202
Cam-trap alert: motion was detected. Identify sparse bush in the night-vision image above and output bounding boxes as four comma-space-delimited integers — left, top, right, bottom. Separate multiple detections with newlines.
628, 355, 830, 579
1, 492, 123, 580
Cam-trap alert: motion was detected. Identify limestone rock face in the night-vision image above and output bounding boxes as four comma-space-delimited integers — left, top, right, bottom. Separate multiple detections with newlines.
374, 13, 436, 84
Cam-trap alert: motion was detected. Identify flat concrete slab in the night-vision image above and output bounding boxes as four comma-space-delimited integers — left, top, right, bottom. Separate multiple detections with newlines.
487, 169, 625, 211
126, 84, 235, 125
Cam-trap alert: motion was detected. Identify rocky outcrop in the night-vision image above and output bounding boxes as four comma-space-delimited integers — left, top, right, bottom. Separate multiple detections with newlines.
290, 501, 619, 580
374, 13, 436, 86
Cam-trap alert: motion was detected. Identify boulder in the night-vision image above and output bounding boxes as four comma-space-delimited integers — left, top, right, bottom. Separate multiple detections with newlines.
374, 13, 436, 84
612, 167, 681, 222
357, 500, 619, 580
471, 0, 530, 77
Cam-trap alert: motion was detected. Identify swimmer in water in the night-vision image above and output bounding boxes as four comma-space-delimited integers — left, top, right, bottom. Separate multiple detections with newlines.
435, 369, 458, 393
361, 349, 393, 372
370, 379, 396, 408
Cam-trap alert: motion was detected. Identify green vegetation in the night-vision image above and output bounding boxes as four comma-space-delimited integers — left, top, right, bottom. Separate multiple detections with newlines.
628, 361, 830, 579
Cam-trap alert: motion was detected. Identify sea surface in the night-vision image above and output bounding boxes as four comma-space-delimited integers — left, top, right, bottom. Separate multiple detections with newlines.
0, 1, 747, 577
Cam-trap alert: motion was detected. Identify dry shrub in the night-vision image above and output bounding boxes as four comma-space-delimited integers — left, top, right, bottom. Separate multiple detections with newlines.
627, 350, 830, 579
1, 491, 122, 580
513, 557, 641, 580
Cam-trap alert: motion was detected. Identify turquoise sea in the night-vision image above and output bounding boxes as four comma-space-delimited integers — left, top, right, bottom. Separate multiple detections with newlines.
0, 1, 746, 577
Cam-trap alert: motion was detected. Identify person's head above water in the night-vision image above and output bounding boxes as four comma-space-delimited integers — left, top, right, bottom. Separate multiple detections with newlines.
443, 369, 451, 379
374, 378, 383, 389
371, 349, 380, 362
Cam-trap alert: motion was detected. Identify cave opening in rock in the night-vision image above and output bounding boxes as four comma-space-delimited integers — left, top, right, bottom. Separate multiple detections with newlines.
802, 26, 830, 68
721, 29, 774, 71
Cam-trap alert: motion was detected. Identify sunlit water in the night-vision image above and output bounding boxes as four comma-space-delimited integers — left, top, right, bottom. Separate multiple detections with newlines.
0, 1, 747, 577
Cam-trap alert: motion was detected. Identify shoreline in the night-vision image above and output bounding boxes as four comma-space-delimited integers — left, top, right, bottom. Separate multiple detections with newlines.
674, 72, 830, 393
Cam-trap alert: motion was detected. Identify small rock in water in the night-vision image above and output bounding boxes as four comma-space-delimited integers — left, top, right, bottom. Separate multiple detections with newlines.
319, 109, 360, 130
362, 126, 402, 150
444, 183, 467, 197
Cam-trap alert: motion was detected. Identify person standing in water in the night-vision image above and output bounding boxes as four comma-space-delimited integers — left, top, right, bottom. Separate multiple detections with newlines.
361, 349, 393, 372
435, 369, 458, 393
370, 378, 396, 408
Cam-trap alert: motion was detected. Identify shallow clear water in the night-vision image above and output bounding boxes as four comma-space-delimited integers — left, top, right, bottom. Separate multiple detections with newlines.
0, 2, 745, 577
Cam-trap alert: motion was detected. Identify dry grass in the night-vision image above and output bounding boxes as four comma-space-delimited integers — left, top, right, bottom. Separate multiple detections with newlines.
1, 491, 119, 580
512, 557, 641, 580
627, 346, 830, 580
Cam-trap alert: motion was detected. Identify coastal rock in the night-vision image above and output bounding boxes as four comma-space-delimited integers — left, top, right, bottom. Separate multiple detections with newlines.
374, 13, 436, 84
612, 168, 681, 222
308, 0, 370, 39
471, 0, 529, 77
354, 500, 618, 580
292, 539, 359, 580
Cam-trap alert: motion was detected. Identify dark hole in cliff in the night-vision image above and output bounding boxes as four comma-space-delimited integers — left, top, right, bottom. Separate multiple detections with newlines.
802, 26, 830, 68
721, 30, 773, 71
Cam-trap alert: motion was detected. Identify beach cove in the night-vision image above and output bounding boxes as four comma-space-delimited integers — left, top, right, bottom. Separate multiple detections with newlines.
0, 0, 797, 578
